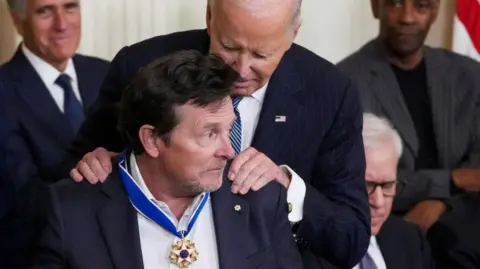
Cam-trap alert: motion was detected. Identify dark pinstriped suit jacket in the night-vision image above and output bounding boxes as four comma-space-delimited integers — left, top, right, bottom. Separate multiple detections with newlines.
337, 39, 480, 213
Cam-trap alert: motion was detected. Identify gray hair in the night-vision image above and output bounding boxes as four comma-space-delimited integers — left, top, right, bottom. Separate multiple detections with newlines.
209, 0, 302, 28
362, 113, 403, 159
6, 0, 27, 14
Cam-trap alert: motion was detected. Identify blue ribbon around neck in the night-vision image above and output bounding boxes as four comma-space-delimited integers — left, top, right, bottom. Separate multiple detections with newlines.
117, 151, 209, 238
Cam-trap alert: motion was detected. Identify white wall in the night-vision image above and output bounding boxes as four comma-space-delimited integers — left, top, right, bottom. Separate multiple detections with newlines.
0, 0, 455, 64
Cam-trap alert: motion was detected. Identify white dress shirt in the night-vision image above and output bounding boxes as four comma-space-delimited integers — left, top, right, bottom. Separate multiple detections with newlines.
352, 236, 387, 269
237, 83, 306, 222
130, 154, 220, 269
22, 44, 82, 113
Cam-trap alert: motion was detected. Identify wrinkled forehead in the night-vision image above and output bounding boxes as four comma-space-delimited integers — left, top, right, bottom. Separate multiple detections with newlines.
175, 98, 234, 125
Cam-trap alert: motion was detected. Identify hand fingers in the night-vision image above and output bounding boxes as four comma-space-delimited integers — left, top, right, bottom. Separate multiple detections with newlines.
84, 156, 109, 182
238, 164, 270, 194
229, 148, 257, 179
251, 171, 274, 191
231, 152, 269, 194
76, 159, 99, 184
70, 168, 84, 182
95, 147, 114, 174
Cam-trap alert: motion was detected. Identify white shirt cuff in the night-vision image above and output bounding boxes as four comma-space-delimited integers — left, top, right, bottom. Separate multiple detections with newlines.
280, 164, 306, 223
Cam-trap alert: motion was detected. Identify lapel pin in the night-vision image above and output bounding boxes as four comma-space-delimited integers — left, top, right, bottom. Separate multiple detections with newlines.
234, 205, 242, 212
275, 115, 287, 122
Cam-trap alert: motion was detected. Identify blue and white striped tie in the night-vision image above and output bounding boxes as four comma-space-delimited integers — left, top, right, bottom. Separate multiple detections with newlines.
360, 251, 377, 269
230, 96, 242, 155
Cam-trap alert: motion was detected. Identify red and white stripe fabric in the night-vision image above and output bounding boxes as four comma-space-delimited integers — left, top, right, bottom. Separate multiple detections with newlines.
453, 0, 480, 61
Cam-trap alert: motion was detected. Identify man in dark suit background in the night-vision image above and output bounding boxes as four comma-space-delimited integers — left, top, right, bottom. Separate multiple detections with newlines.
31, 50, 304, 269
65, 0, 370, 267
0, 0, 108, 267
354, 113, 433, 269
337, 0, 480, 231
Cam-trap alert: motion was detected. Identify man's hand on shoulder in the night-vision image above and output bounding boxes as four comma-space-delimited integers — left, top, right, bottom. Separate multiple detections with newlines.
70, 147, 118, 184
228, 147, 291, 194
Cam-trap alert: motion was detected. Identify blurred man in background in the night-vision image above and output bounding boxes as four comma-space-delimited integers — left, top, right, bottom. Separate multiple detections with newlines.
0, 0, 108, 267
338, 0, 480, 231
355, 113, 434, 269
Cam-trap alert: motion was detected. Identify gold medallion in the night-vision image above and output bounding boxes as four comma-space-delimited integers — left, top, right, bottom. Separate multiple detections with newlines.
169, 234, 199, 269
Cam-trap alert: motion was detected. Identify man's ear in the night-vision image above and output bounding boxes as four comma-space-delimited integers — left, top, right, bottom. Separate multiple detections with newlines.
138, 125, 163, 158
371, 0, 380, 19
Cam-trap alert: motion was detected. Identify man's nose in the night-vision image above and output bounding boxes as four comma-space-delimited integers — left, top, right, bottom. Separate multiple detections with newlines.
234, 53, 251, 78
53, 11, 68, 30
399, 2, 416, 24
369, 186, 386, 208
217, 134, 235, 160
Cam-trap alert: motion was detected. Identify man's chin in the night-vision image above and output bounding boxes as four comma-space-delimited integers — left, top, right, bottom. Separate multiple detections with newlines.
231, 87, 250, 96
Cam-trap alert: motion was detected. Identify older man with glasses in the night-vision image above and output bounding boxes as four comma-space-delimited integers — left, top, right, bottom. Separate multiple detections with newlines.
353, 113, 434, 269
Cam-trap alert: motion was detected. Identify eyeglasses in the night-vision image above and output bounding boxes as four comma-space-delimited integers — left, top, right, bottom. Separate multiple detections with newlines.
366, 181, 396, 197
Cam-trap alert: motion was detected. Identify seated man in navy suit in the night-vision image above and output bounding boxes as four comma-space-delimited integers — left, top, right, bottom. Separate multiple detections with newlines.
353, 113, 433, 269
30, 50, 304, 269
0, 0, 108, 267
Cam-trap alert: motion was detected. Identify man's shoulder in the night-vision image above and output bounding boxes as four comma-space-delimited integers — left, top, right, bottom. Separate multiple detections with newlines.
51, 178, 105, 203
74, 54, 110, 67
288, 43, 344, 78
336, 40, 375, 76
50, 175, 125, 214
286, 43, 358, 98
426, 46, 480, 74
381, 215, 422, 239
125, 29, 208, 56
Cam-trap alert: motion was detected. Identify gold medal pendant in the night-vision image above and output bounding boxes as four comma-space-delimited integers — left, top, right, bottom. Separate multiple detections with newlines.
169, 232, 199, 268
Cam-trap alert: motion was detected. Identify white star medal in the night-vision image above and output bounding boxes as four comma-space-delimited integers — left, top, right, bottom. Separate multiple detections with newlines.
169, 231, 199, 268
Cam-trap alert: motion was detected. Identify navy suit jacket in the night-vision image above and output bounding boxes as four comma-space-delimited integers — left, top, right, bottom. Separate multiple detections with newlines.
30, 159, 304, 269
376, 216, 434, 269
66, 29, 370, 268
0, 46, 109, 183
0, 47, 108, 268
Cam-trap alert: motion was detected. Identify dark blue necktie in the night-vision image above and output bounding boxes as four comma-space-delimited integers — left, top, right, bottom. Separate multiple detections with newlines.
55, 74, 84, 133
230, 96, 242, 155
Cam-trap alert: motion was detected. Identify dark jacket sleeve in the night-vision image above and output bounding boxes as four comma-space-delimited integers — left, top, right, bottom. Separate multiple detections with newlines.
29, 186, 66, 269
272, 185, 304, 269
296, 79, 371, 268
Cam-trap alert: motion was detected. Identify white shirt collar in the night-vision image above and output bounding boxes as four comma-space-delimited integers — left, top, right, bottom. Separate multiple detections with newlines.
22, 43, 77, 87
370, 236, 380, 249
250, 81, 268, 103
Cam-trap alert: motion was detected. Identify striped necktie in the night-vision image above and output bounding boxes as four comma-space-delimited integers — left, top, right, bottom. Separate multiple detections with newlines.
230, 96, 242, 154
360, 251, 377, 269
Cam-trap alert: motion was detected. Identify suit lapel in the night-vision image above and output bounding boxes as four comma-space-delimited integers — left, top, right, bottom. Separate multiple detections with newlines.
365, 41, 419, 156
9, 46, 74, 146
97, 169, 144, 269
73, 55, 97, 113
211, 167, 251, 269
424, 48, 454, 166
251, 51, 303, 163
